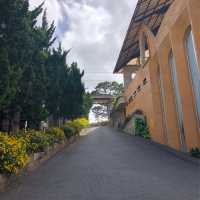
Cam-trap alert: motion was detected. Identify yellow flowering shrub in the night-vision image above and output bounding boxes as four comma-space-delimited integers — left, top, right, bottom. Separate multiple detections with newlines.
65, 118, 89, 136
0, 119, 87, 175
0, 133, 29, 175
73, 118, 89, 129
25, 131, 55, 153
46, 128, 65, 143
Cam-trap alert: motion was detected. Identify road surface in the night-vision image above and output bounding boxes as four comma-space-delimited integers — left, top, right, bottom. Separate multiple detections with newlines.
1, 127, 199, 200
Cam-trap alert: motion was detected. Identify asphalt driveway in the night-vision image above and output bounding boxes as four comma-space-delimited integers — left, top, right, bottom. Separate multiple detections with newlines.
1, 127, 199, 200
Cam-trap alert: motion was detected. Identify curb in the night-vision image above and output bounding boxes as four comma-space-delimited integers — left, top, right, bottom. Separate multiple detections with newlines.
117, 129, 200, 166
150, 140, 200, 165
0, 136, 79, 193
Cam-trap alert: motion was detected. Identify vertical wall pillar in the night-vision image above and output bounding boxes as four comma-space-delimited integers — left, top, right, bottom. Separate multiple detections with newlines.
139, 33, 146, 65
123, 66, 135, 89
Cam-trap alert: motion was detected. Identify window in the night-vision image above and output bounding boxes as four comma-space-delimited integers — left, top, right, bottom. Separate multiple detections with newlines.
186, 28, 200, 125
169, 51, 186, 151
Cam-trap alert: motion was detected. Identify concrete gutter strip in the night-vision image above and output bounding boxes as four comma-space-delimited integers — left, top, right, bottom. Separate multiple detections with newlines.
118, 128, 200, 166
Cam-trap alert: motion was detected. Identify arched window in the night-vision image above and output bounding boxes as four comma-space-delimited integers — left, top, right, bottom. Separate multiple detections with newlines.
186, 28, 200, 125
169, 51, 186, 151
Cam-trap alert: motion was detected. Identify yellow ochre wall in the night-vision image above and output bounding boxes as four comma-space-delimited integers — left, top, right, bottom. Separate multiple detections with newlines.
124, 0, 200, 151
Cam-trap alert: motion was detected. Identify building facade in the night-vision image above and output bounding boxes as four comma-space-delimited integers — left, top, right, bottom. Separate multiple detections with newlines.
114, 0, 200, 152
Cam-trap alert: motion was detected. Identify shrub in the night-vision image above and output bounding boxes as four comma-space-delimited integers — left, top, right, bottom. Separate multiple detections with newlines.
190, 148, 200, 158
66, 121, 80, 135
73, 118, 89, 129
0, 133, 29, 175
62, 125, 75, 139
65, 118, 89, 136
25, 131, 54, 153
46, 128, 65, 143
135, 118, 150, 139
0, 119, 86, 175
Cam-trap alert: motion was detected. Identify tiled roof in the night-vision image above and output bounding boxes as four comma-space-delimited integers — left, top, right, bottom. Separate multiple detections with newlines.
114, 0, 174, 73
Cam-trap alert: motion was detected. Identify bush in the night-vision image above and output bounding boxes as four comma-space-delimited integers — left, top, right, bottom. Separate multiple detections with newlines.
25, 131, 54, 153
135, 118, 150, 139
46, 128, 65, 143
0, 118, 86, 175
65, 121, 80, 135
73, 118, 89, 129
190, 148, 200, 158
65, 118, 89, 136
0, 133, 29, 174
62, 125, 75, 139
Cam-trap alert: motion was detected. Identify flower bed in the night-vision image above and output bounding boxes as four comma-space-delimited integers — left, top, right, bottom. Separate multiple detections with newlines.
0, 118, 89, 191
0, 139, 71, 192
0, 133, 29, 175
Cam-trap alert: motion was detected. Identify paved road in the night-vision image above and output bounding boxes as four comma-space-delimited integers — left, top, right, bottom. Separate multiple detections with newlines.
1, 127, 200, 200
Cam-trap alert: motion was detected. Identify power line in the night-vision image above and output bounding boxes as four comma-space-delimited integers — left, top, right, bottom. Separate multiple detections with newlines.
83, 79, 115, 82
84, 72, 114, 74
83, 79, 122, 81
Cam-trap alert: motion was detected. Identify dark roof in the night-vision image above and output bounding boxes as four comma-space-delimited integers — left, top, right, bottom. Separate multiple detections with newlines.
114, 0, 174, 73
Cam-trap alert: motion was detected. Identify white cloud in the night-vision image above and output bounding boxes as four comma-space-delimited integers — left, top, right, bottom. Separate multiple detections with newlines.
29, 0, 64, 27
29, 0, 138, 90
45, 1, 64, 25
62, 2, 111, 46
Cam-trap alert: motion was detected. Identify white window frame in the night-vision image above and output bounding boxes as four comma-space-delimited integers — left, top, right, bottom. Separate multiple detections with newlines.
169, 51, 186, 151
185, 27, 200, 128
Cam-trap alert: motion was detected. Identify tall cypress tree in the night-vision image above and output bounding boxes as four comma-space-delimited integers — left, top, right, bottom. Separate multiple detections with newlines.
0, 0, 88, 131
0, 0, 31, 130
65, 62, 85, 119
17, 4, 56, 129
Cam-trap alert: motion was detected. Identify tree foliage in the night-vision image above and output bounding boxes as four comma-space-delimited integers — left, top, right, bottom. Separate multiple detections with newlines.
0, 1, 88, 131
82, 93, 93, 119
91, 81, 124, 121
92, 105, 108, 122
92, 81, 123, 97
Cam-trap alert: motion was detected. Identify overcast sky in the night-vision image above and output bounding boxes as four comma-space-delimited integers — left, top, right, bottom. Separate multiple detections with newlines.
29, 0, 137, 91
